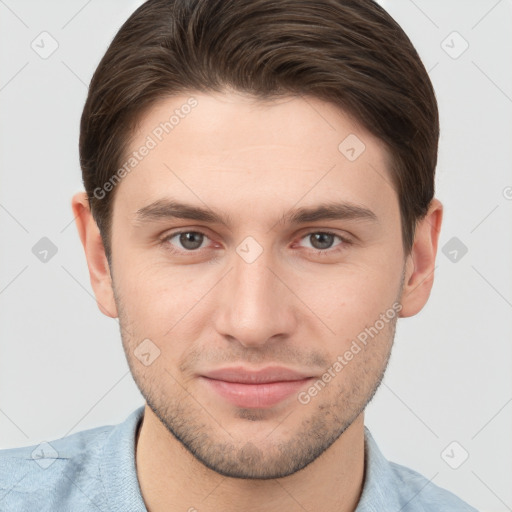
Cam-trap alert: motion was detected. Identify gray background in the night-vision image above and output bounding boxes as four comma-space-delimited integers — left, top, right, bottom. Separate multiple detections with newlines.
0, 1, 511, 511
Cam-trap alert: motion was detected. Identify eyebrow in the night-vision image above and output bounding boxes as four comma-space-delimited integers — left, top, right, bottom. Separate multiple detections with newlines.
133, 198, 377, 229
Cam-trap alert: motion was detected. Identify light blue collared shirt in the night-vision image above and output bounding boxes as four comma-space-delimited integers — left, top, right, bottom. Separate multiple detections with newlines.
0, 406, 479, 511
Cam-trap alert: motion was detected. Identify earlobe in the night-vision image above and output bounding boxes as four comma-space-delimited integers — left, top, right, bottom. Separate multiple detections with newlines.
71, 191, 118, 319
399, 198, 443, 318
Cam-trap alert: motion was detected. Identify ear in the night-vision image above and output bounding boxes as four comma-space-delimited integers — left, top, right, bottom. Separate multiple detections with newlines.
399, 198, 443, 317
71, 191, 118, 319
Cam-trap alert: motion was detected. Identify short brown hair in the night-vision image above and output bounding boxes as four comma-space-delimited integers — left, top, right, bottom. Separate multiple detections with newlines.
79, 0, 439, 264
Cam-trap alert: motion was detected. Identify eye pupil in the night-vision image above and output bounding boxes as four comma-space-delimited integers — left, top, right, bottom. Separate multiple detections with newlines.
180, 232, 204, 250
310, 233, 334, 250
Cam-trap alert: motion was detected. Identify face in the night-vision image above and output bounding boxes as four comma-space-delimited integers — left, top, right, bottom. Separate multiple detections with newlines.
107, 91, 406, 478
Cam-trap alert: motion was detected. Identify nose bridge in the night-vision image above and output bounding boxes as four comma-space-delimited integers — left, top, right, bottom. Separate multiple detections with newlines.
234, 249, 276, 306
215, 239, 295, 346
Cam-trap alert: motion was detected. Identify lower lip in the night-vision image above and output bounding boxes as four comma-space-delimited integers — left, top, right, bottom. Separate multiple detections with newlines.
201, 377, 313, 408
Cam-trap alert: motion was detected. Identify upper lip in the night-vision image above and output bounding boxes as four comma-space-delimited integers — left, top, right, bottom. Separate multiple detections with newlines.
200, 366, 313, 384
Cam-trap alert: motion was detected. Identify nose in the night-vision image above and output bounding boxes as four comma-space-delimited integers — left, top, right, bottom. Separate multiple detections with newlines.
213, 244, 297, 349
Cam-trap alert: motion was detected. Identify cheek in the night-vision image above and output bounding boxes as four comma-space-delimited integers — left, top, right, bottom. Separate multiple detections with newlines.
114, 260, 203, 342
116, 265, 230, 379
297, 262, 402, 331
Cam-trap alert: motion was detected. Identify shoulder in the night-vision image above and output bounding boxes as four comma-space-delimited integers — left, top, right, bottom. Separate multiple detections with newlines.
360, 427, 479, 512
387, 459, 479, 511
0, 423, 114, 512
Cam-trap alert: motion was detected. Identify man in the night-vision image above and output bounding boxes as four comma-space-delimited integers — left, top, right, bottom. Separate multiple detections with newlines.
0, 0, 479, 510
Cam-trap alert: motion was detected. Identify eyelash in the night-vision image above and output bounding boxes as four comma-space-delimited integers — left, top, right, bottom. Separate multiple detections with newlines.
159, 229, 352, 257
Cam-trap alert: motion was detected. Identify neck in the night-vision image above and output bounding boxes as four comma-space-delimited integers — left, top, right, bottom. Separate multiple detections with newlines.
135, 404, 365, 512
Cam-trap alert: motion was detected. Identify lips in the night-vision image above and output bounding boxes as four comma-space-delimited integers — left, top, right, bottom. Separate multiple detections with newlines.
199, 366, 314, 408
202, 366, 311, 383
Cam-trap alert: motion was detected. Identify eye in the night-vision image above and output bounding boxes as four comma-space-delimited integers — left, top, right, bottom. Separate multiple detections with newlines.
297, 231, 349, 253
162, 231, 211, 252
160, 229, 351, 257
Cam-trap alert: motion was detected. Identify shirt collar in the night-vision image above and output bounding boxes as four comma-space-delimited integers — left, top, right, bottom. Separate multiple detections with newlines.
355, 426, 404, 511
99, 407, 400, 511
100, 405, 147, 512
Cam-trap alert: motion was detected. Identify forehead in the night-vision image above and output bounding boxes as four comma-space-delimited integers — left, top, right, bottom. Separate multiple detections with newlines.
113, 91, 397, 227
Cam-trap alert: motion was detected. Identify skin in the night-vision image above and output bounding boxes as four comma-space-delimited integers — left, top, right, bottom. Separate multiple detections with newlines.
72, 90, 442, 512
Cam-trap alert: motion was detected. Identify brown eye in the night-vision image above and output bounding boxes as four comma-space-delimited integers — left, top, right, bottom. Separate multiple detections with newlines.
309, 232, 337, 250
163, 231, 209, 252
299, 231, 346, 252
